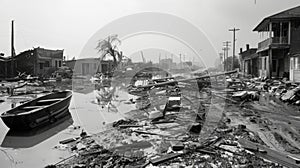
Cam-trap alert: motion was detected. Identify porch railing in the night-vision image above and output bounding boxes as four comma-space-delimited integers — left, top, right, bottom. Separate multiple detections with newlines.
258, 36, 289, 51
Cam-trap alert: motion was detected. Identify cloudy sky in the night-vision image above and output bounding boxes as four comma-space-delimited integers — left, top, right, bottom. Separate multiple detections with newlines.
0, 0, 299, 67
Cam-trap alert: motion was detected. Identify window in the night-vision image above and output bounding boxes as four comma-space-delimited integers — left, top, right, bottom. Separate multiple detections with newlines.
59, 60, 62, 67
55, 60, 58, 67
40, 63, 43, 70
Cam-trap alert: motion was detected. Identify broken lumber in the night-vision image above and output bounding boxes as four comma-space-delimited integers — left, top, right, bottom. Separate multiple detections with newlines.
150, 152, 186, 165
118, 125, 143, 128
212, 93, 238, 103
59, 137, 80, 144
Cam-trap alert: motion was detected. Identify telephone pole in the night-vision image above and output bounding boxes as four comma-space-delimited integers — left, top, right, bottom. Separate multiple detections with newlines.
223, 41, 231, 71
11, 20, 15, 77
229, 27, 240, 70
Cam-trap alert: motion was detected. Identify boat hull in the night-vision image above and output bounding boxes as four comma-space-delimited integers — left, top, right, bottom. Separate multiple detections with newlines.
1, 91, 72, 130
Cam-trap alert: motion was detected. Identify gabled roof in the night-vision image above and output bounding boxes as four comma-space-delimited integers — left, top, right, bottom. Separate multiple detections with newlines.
254, 5, 300, 31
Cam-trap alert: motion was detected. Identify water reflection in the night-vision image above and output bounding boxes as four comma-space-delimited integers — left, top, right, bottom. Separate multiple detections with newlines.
1, 111, 73, 148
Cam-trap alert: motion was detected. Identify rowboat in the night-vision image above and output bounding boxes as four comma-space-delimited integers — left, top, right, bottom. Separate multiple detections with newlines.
0, 90, 72, 130
1, 111, 73, 148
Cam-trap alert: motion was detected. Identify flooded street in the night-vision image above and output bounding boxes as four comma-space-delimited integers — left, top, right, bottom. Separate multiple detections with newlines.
0, 82, 136, 168
2, 1, 300, 167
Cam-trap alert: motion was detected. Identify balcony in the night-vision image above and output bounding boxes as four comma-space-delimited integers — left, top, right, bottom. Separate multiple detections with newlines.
257, 36, 289, 52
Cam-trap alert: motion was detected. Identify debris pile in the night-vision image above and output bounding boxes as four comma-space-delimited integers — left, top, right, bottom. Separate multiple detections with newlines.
46, 71, 300, 167
47, 116, 299, 168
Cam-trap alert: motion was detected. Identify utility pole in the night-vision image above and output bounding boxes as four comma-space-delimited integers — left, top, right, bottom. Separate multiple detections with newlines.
11, 20, 15, 77
219, 53, 223, 71
229, 28, 240, 70
223, 41, 231, 71
179, 53, 182, 69
222, 48, 226, 71
159, 53, 161, 64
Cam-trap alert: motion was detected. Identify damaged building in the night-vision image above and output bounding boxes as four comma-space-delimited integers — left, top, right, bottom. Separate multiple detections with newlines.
1, 47, 63, 78
239, 44, 258, 77
253, 5, 300, 81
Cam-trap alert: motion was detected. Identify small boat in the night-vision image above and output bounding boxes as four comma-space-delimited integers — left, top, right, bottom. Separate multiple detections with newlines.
1, 111, 73, 148
0, 90, 72, 130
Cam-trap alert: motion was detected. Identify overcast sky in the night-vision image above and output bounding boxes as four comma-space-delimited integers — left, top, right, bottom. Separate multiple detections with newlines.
0, 0, 299, 66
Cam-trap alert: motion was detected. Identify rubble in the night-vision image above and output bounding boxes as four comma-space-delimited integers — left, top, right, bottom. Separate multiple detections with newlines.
46, 71, 300, 168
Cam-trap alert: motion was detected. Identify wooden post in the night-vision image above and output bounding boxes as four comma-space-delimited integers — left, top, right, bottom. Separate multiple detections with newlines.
280, 22, 282, 43
269, 22, 272, 79
269, 49, 273, 78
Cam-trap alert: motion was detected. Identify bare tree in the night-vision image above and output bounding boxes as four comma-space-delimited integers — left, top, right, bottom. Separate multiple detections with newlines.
96, 35, 123, 72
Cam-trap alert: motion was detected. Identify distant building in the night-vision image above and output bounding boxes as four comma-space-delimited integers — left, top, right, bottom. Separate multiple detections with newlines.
159, 58, 177, 70
1, 47, 63, 78
159, 58, 172, 70
253, 5, 300, 80
65, 58, 115, 76
16, 47, 63, 77
239, 44, 258, 77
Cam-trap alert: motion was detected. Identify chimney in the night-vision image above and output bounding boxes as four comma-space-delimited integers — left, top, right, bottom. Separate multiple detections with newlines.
246, 44, 250, 50
240, 48, 243, 54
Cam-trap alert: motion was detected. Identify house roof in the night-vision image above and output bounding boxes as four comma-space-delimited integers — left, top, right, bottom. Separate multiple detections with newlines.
253, 5, 300, 31
240, 48, 258, 60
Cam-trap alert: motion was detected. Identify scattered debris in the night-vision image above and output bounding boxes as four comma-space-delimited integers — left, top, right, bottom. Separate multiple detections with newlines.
47, 71, 300, 167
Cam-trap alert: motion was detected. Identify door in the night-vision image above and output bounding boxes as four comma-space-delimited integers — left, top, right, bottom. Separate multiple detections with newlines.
271, 59, 278, 77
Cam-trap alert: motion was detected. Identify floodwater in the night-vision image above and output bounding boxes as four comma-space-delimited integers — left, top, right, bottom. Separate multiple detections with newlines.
0, 82, 137, 168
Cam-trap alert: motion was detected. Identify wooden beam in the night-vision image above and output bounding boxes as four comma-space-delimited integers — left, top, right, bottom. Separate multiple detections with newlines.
150, 152, 186, 165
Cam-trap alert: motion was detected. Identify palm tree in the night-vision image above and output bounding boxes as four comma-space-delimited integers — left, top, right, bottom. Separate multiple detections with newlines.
96, 35, 123, 72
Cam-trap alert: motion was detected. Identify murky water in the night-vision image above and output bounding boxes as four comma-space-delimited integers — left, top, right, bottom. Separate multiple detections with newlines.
0, 83, 136, 168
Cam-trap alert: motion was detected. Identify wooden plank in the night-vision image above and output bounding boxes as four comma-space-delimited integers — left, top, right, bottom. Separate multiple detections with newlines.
150, 152, 186, 165
59, 137, 80, 144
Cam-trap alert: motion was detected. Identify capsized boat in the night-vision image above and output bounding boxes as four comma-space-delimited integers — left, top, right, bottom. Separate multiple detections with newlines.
0, 90, 72, 130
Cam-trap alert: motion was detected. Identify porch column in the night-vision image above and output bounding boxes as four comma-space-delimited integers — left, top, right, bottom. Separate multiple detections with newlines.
269, 22, 272, 79
269, 49, 272, 78
280, 22, 283, 43
269, 22, 272, 41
